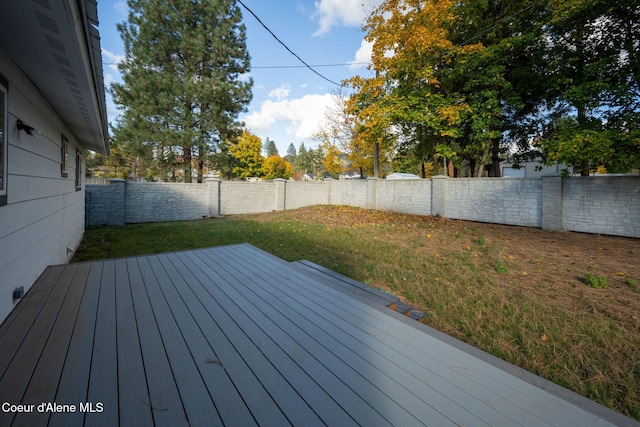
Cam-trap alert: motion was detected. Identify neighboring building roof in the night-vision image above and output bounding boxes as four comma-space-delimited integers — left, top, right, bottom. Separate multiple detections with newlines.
0, 0, 109, 154
387, 172, 421, 180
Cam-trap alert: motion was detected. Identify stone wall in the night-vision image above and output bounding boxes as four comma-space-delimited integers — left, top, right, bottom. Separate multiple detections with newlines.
442, 178, 543, 228
86, 179, 125, 226
561, 177, 639, 236
124, 182, 209, 223
85, 176, 640, 238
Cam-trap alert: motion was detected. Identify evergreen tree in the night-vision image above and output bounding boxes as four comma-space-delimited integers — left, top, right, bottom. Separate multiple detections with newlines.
284, 143, 297, 164
264, 138, 279, 157
111, 0, 253, 182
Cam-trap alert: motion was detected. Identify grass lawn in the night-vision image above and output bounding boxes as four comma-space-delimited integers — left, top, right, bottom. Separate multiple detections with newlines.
73, 205, 640, 421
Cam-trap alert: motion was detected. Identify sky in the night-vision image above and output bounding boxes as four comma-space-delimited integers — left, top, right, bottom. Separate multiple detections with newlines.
98, 0, 384, 155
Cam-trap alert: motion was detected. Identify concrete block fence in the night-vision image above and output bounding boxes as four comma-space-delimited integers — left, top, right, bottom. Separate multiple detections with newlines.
86, 176, 640, 238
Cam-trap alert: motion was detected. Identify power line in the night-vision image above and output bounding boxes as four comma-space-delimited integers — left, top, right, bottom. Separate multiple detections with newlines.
103, 62, 369, 69
236, 0, 343, 86
253, 62, 369, 69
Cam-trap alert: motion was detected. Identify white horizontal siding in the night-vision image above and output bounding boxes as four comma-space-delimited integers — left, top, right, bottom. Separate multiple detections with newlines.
0, 48, 85, 323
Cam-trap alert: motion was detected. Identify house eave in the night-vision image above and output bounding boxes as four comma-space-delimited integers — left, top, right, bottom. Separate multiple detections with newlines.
0, 0, 109, 154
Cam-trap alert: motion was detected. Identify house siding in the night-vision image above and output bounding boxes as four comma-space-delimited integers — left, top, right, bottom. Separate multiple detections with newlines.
0, 48, 85, 322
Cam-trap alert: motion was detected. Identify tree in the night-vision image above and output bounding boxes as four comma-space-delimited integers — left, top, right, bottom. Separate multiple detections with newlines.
536, 0, 640, 174
111, 0, 252, 183
284, 143, 297, 164
263, 156, 292, 179
263, 138, 279, 157
292, 142, 308, 173
229, 130, 264, 178
317, 139, 343, 178
292, 143, 325, 178
347, 0, 484, 176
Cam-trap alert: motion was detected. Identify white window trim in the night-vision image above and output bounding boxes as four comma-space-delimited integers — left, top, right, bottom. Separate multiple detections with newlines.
0, 78, 8, 203
61, 134, 68, 178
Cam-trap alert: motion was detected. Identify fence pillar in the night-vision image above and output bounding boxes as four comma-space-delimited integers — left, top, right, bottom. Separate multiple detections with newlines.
366, 177, 378, 210
274, 179, 287, 211
431, 175, 448, 217
541, 176, 563, 230
108, 178, 126, 225
206, 178, 221, 216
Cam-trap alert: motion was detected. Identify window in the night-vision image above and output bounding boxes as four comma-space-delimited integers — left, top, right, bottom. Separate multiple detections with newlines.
61, 134, 68, 177
0, 74, 7, 206
75, 151, 82, 190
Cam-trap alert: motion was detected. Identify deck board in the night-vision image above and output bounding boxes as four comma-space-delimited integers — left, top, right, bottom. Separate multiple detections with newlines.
138, 255, 223, 427
191, 250, 399, 426
151, 253, 258, 427
49, 262, 104, 427
160, 252, 292, 426
0, 265, 78, 427
125, 257, 187, 426
0, 244, 636, 427
202, 247, 449, 426
115, 258, 154, 427
86, 260, 118, 427
170, 251, 320, 427
13, 263, 91, 427
178, 250, 359, 427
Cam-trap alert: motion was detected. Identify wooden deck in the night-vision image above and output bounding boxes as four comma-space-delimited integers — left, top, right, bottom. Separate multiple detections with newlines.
0, 244, 636, 426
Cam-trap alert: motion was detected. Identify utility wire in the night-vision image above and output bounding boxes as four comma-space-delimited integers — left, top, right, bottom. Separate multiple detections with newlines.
253, 62, 369, 69
103, 61, 369, 69
237, 0, 343, 86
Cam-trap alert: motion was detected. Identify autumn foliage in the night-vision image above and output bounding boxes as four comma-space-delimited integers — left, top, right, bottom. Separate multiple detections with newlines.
345, 0, 640, 176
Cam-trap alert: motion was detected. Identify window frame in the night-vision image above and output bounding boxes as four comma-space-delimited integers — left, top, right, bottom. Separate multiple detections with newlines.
61, 134, 68, 178
0, 74, 8, 206
75, 150, 82, 191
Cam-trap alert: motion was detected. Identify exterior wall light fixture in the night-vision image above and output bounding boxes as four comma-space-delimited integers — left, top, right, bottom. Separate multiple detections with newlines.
16, 119, 35, 136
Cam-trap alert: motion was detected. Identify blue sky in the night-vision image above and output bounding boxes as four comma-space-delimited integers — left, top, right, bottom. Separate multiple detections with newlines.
98, 0, 383, 155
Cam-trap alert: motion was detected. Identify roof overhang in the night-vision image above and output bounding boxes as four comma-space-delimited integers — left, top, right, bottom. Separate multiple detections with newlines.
0, 0, 109, 154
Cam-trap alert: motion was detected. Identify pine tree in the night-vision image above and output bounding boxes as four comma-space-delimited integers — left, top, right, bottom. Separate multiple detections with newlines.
264, 138, 279, 157
112, 0, 253, 182
284, 143, 297, 164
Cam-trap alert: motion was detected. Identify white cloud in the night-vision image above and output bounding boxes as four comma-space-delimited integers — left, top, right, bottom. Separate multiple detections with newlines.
114, 1, 128, 17
350, 39, 373, 69
101, 48, 124, 72
243, 93, 334, 139
104, 73, 115, 87
268, 85, 292, 100
313, 0, 383, 36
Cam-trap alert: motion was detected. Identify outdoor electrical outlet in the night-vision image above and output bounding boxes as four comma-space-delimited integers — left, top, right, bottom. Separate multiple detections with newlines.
13, 286, 24, 301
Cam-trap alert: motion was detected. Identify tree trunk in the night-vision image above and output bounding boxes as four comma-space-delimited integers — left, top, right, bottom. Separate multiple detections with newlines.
490, 138, 501, 177
373, 141, 379, 178
183, 146, 192, 183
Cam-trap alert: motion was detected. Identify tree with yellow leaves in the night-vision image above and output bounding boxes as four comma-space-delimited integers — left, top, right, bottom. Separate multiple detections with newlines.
319, 140, 344, 178
348, 0, 557, 177
228, 130, 264, 178
263, 155, 292, 179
